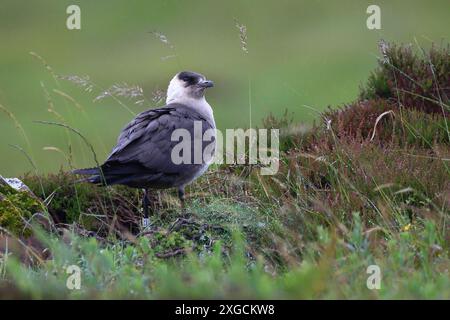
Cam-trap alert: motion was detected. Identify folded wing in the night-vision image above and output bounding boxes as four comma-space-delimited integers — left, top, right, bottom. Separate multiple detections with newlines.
75, 103, 215, 188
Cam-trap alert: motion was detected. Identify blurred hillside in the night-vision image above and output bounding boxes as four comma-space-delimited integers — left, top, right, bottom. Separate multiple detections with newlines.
0, 0, 449, 175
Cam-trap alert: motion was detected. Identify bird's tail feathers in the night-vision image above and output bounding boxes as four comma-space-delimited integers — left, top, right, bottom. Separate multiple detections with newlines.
72, 167, 104, 184
72, 167, 100, 176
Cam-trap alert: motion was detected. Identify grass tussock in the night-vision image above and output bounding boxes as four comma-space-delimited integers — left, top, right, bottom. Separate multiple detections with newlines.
0, 42, 449, 299
360, 41, 449, 115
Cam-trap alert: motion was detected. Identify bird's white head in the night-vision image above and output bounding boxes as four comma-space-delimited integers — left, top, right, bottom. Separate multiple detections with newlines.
166, 71, 214, 105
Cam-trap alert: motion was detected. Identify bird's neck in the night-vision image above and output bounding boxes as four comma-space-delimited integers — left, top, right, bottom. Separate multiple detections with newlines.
167, 96, 215, 128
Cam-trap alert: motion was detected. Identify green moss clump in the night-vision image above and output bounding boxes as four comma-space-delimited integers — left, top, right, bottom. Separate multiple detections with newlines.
151, 230, 192, 256
22, 170, 142, 233
0, 183, 45, 236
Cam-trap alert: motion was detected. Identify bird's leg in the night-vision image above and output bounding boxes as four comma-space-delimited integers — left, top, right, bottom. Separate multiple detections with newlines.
173, 186, 192, 226
142, 188, 150, 228
177, 187, 187, 216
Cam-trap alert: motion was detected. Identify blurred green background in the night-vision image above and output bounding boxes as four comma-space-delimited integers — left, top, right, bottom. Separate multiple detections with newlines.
0, 0, 449, 176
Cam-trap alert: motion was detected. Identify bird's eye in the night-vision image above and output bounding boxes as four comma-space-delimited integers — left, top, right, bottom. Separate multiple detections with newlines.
178, 71, 200, 86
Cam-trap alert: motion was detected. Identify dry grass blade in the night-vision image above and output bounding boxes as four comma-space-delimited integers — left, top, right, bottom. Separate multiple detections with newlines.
40, 82, 67, 124
234, 19, 248, 54
150, 30, 174, 49
152, 88, 166, 105
33, 121, 100, 168
161, 54, 177, 61
58, 75, 94, 92
0, 226, 45, 266
0, 103, 31, 151
53, 89, 84, 111
29, 52, 59, 84
42, 146, 71, 164
413, 38, 450, 142
8, 144, 45, 198
94, 83, 145, 106
370, 110, 395, 141
378, 39, 390, 64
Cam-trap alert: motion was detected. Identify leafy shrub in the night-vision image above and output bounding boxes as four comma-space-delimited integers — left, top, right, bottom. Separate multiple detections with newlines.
360, 42, 449, 115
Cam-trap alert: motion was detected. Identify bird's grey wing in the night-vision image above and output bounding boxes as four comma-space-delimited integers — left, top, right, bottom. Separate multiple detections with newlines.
105, 105, 214, 175
109, 107, 174, 157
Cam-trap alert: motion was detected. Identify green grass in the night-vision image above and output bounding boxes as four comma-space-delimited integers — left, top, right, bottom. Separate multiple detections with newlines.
0, 203, 448, 299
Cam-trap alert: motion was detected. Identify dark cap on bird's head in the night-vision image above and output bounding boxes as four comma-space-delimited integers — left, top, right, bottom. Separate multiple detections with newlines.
177, 71, 214, 88
167, 71, 214, 102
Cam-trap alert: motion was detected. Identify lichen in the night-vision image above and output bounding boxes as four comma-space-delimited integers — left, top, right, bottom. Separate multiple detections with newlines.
0, 183, 45, 236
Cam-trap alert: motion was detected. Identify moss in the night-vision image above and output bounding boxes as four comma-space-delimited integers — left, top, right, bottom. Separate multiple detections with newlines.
151, 230, 192, 257
0, 183, 45, 236
22, 170, 142, 233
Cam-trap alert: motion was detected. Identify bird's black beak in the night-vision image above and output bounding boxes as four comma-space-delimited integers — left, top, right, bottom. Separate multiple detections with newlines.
198, 80, 214, 88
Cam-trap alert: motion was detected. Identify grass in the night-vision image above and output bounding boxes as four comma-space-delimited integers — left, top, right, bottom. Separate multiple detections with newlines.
0, 41, 448, 299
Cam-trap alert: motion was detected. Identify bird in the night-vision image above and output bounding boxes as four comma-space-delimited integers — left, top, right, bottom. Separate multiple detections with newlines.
73, 71, 216, 227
